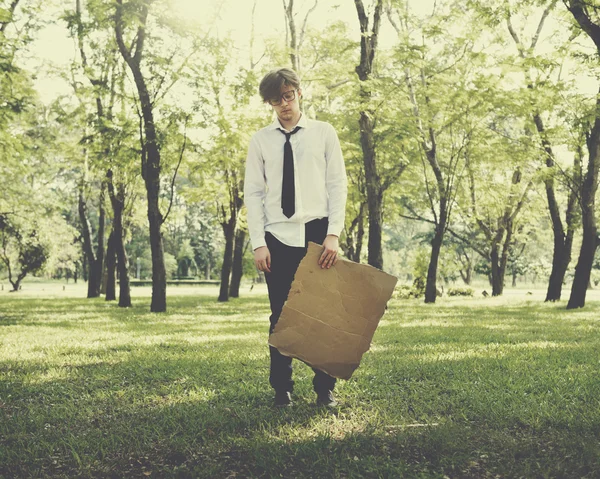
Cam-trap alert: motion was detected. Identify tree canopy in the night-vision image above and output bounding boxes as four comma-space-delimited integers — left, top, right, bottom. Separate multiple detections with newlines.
3, 0, 600, 308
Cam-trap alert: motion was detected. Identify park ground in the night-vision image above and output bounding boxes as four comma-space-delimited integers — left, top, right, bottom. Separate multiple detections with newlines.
1, 282, 599, 478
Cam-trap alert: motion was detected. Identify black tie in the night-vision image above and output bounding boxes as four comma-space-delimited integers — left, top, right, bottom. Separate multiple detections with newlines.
279, 126, 301, 218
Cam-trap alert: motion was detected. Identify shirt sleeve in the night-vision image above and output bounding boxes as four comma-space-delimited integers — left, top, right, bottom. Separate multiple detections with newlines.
243, 134, 268, 250
324, 123, 348, 238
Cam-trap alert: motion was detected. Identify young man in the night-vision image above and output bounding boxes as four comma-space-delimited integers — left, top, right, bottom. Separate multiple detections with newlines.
244, 68, 348, 407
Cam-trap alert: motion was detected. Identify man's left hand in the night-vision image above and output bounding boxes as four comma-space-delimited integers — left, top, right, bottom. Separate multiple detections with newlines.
319, 235, 339, 269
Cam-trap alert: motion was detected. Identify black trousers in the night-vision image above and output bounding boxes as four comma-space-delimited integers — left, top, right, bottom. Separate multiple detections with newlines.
265, 217, 337, 394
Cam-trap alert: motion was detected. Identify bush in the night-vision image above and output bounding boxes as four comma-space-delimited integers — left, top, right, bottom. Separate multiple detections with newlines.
447, 287, 474, 297
395, 284, 423, 299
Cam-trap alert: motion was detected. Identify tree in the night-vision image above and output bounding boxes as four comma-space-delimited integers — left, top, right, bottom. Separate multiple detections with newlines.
388, 0, 483, 302
353, 0, 386, 269
564, 0, 600, 309
66, 0, 140, 305
114, 0, 166, 311
502, 0, 579, 301
467, 162, 533, 296
114, 0, 193, 311
0, 214, 49, 291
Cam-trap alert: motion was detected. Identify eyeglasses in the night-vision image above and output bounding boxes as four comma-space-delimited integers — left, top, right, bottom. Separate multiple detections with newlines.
268, 89, 297, 106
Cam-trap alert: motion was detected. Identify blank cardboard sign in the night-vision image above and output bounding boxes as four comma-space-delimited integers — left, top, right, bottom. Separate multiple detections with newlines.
269, 242, 398, 379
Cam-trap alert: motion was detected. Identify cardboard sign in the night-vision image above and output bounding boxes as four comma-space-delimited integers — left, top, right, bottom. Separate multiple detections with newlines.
269, 242, 398, 379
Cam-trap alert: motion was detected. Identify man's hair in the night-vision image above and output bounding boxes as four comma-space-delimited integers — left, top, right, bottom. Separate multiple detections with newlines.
259, 68, 301, 103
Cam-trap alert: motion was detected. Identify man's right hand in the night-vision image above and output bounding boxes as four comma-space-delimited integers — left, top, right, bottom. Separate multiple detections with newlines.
254, 246, 271, 273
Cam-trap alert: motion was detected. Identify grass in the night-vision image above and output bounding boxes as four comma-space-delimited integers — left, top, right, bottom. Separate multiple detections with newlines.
1, 283, 600, 478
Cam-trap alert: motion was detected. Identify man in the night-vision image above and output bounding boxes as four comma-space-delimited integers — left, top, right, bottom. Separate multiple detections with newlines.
244, 68, 348, 408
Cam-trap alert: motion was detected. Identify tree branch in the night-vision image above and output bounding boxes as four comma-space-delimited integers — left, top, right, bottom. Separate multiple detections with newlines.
531, 0, 558, 50
298, 0, 318, 51
566, 0, 600, 51
115, 0, 133, 65
133, 2, 149, 66
161, 123, 188, 225
0, 0, 20, 33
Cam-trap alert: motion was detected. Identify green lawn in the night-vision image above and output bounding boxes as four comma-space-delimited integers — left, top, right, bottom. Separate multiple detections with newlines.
1, 284, 599, 478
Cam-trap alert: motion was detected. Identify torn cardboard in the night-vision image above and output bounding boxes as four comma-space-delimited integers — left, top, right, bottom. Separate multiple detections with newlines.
269, 242, 398, 380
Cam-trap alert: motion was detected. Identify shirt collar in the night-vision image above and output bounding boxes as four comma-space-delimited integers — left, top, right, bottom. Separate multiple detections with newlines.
268, 112, 309, 132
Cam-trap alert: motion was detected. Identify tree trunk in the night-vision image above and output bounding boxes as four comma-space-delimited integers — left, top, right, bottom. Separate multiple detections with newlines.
542, 178, 570, 301
96, 187, 106, 295
490, 242, 502, 296
78, 187, 105, 298
424, 227, 443, 303
146, 180, 167, 312
107, 173, 132, 308
460, 268, 472, 286
115, 227, 132, 308
79, 189, 97, 297
355, 209, 365, 263
488, 219, 513, 296
547, 144, 580, 301
567, 218, 597, 308
354, 0, 384, 270
359, 111, 384, 269
458, 250, 472, 285
81, 254, 88, 282
229, 228, 246, 298
566, 0, 600, 309
422, 142, 450, 303
498, 222, 512, 294
9, 276, 23, 292
343, 202, 365, 263
546, 240, 571, 301
219, 219, 235, 302
105, 230, 117, 301
567, 183, 599, 308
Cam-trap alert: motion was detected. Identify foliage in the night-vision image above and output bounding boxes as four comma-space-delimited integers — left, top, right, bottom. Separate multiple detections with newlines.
394, 283, 422, 299
447, 287, 475, 297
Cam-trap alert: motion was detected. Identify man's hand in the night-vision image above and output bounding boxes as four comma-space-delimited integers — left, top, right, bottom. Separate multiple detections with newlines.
254, 246, 271, 273
319, 235, 339, 269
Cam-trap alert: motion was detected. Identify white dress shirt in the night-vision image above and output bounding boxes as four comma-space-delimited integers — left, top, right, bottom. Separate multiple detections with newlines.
244, 114, 348, 250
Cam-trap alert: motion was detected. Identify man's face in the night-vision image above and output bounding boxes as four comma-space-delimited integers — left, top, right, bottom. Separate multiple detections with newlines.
271, 85, 301, 123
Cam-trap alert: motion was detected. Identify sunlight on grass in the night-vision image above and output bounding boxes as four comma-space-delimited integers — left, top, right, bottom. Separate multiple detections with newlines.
419, 340, 569, 362
390, 319, 466, 328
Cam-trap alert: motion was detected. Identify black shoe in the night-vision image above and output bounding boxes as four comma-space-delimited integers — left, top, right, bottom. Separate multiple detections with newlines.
274, 390, 292, 407
316, 390, 338, 407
